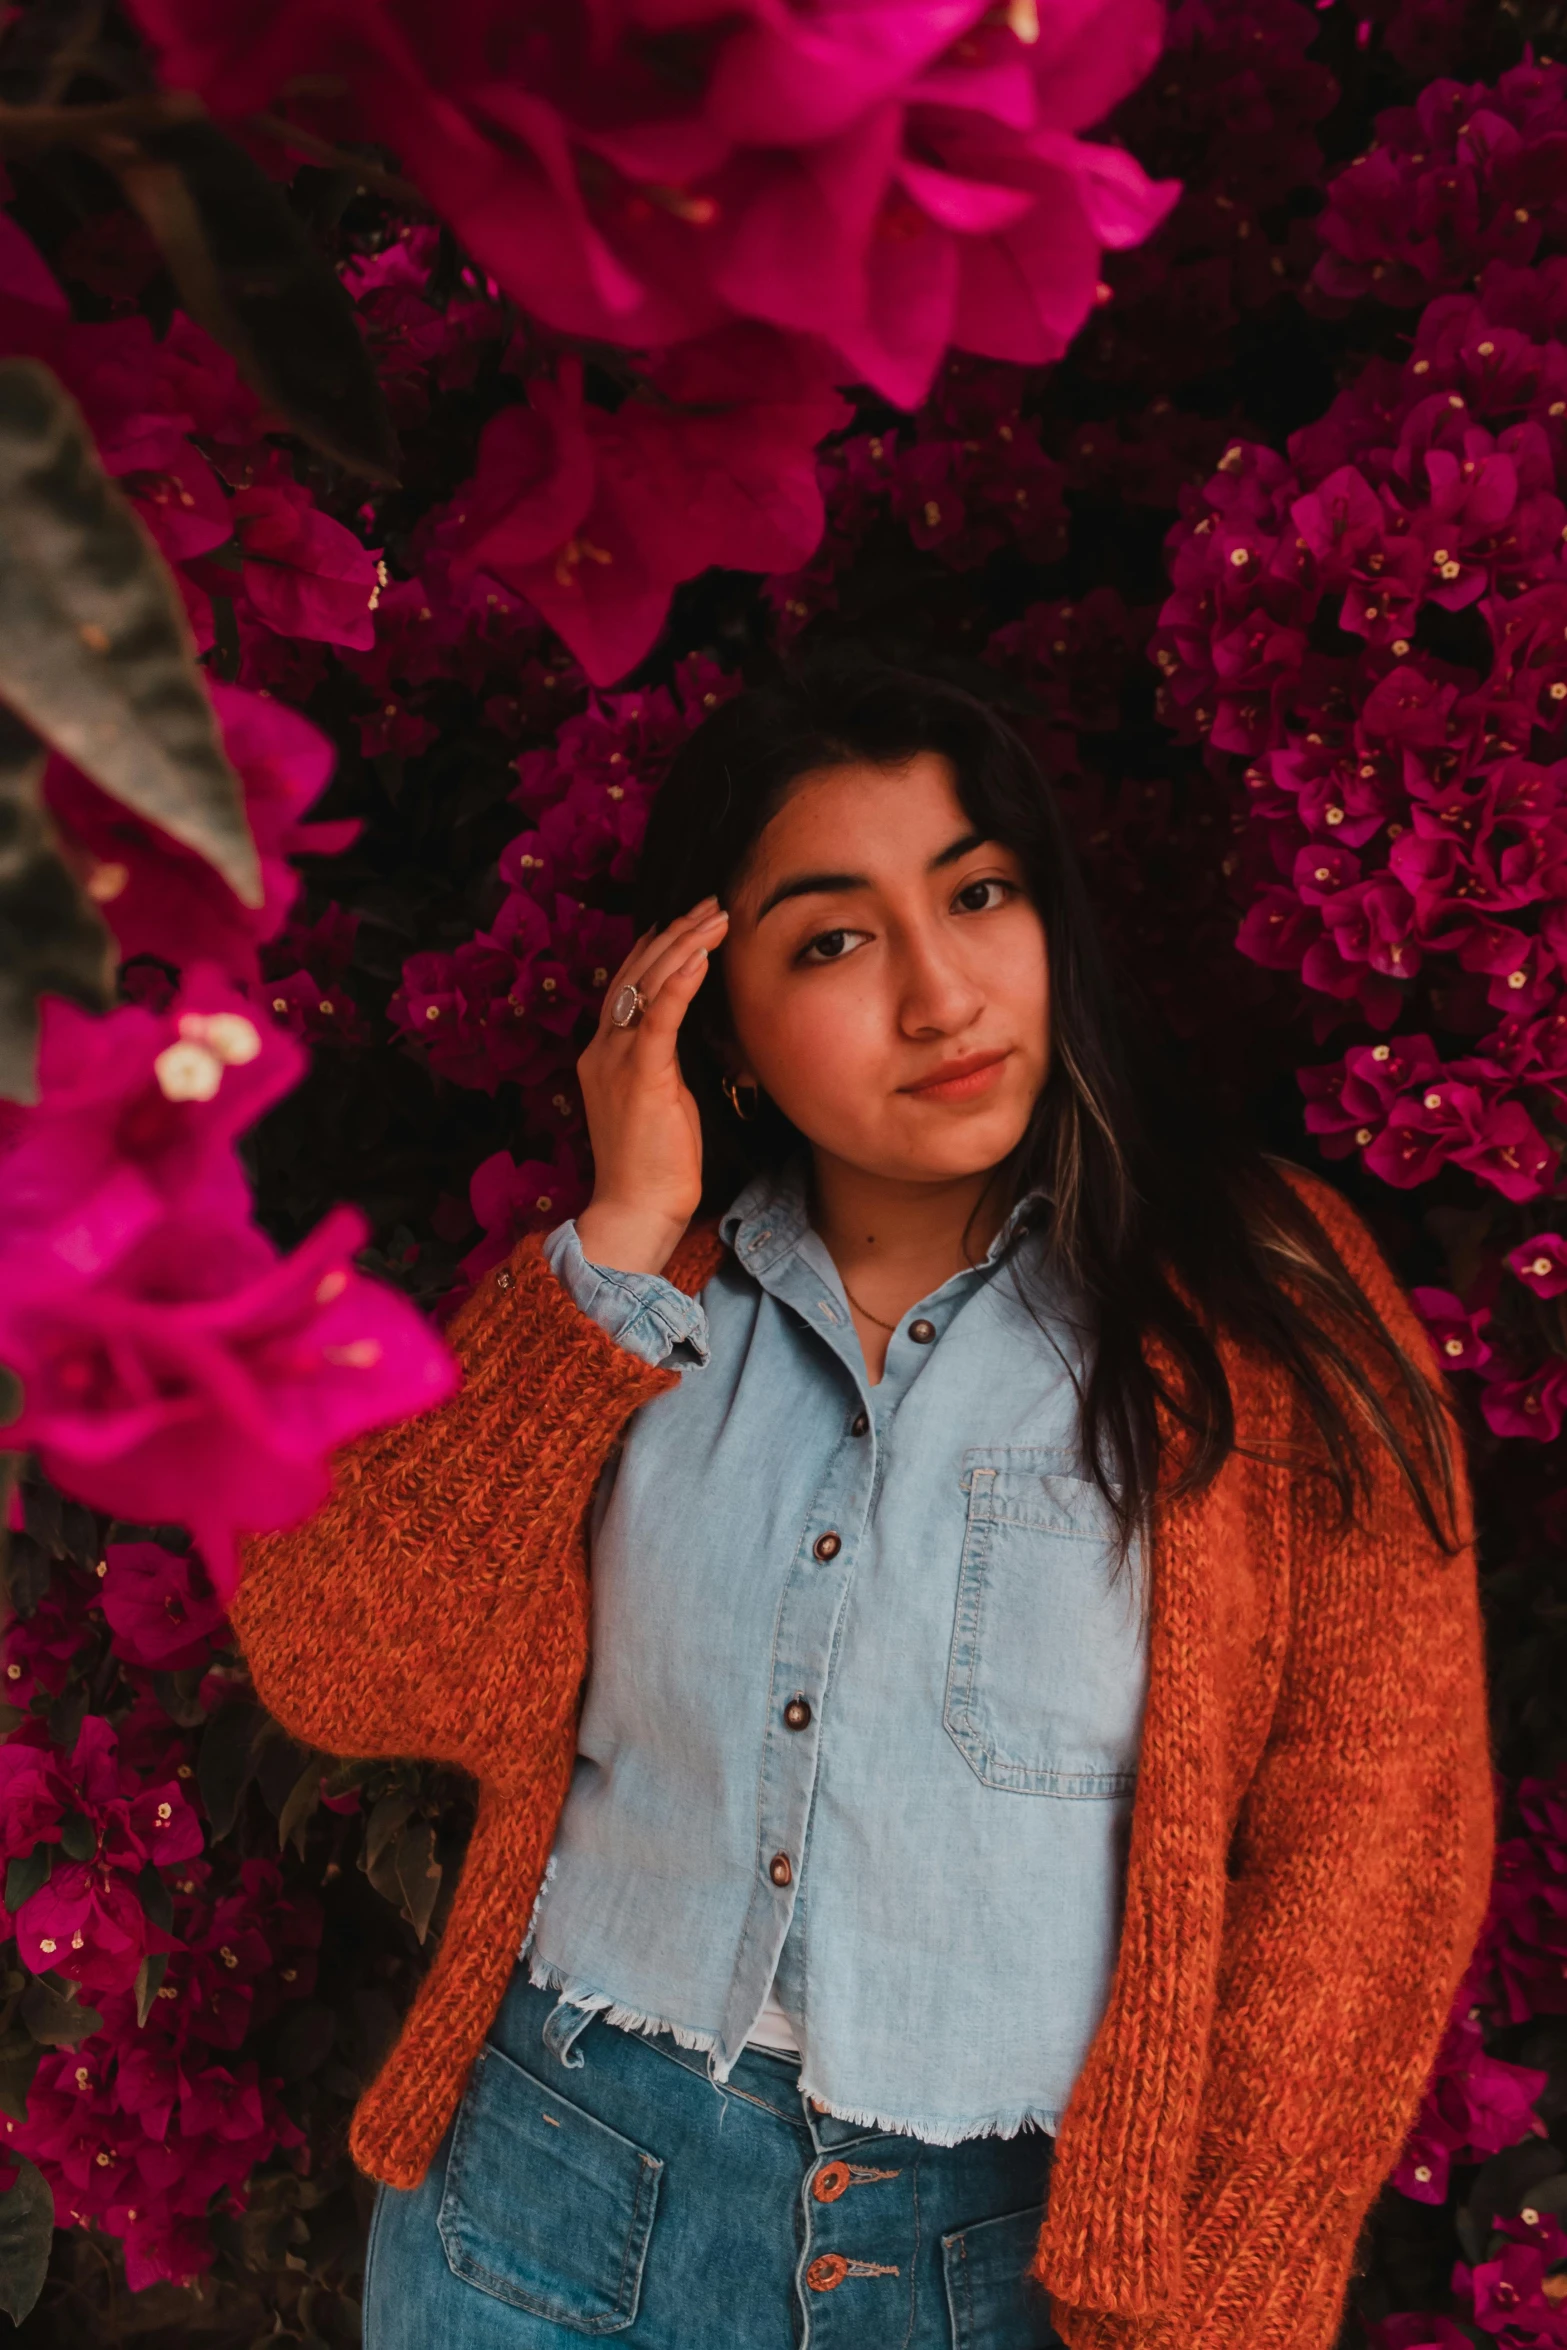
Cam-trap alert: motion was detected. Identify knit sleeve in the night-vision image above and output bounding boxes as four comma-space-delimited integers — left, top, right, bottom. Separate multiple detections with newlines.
227, 1231, 688, 1773
1058, 1172, 1495, 2350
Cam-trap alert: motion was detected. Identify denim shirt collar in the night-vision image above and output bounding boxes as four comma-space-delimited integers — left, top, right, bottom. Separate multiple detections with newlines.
719, 1160, 1042, 1287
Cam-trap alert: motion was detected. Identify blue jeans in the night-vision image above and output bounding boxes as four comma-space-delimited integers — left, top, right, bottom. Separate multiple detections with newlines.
365, 1971, 1065, 2349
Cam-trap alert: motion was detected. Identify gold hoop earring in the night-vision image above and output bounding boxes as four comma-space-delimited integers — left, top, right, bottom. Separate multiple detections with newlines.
722, 1074, 759, 1121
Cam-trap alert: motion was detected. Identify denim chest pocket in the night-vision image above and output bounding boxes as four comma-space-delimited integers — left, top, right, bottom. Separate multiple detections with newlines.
437, 2040, 663, 2333
943, 1446, 1145, 1798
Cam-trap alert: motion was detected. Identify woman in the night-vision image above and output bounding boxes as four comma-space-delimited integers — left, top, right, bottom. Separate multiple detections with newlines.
234, 650, 1493, 2350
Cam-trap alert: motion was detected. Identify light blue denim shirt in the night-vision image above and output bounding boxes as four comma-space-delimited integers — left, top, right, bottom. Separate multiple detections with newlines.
525, 1167, 1148, 2144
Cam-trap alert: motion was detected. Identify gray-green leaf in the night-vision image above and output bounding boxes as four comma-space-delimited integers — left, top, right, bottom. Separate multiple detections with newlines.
115, 119, 401, 485
0, 706, 113, 1101
0, 2153, 52, 2323
0, 358, 261, 906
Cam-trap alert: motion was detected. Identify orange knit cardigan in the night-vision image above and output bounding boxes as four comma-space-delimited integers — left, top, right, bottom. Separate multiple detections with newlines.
232, 1165, 1493, 2350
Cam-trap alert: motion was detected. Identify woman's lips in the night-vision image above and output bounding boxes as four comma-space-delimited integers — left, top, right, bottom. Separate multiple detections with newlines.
900, 1049, 1012, 1103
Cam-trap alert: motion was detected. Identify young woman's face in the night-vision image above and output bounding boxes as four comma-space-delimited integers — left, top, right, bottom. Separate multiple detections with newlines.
720, 751, 1050, 1186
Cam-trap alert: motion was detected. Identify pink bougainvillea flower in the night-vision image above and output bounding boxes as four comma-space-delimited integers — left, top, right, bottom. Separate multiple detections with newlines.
127, 0, 1174, 412
1367, 2318, 1474, 2350
95, 412, 233, 567
44, 683, 357, 984
0, 1203, 457, 1599
1506, 1231, 1567, 1296
443, 332, 851, 682
460, 1146, 585, 1282
1411, 1287, 1493, 1373
0, 971, 303, 1274
14, 1863, 164, 1993
99, 1542, 229, 1671
0, 1730, 70, 1861
188, 460, 381, 650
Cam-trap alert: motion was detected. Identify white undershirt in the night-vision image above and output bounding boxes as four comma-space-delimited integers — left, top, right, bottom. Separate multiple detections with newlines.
747, 1984, 802, 2055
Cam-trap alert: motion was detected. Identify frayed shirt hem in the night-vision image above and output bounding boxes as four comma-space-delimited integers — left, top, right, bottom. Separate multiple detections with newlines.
525, 1952, 1061, 2143
525, 1953, 722, 2057
793, 2086, 1061, 2146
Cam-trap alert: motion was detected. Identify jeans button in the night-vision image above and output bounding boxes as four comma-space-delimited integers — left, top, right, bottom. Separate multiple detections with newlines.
806, 2255, 849, 2293
812, 2160, 851, 2204
769, 1852, 793, 1886
784, 1697, 811, 1730
813, 1531, 842, 1561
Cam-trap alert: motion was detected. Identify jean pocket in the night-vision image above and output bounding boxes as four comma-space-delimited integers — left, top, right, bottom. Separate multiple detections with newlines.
943, 1446, 1146, 1797
437, 2040, 664, 2335
942, 2203, 1063, 2349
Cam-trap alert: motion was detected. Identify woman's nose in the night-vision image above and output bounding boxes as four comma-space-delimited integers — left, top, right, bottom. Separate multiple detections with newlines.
896, 931, 984, 1036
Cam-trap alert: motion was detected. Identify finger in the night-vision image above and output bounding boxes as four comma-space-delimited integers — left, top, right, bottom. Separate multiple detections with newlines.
615, 900, 721, 996
633, 943, 714, 1056
598, 922, 658, 1010
631, 909, 728, 1015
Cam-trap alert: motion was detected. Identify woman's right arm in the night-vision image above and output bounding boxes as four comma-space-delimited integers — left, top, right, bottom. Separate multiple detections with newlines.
228, 1234, 684, 1769
231, 895, 731, 1767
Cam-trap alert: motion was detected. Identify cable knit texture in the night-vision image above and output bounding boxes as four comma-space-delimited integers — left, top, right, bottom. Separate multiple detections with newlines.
230, 1168, 1492, 2350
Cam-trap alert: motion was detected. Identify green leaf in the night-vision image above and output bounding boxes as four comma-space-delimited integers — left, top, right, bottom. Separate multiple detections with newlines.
0, 359, 261, 903
4, 1845, 51, 1913
0, 705, 113, 1102
133, 1951, 169, 2028
55, 1813, 94, 1864
276, 1758, 322, 1857
18, 1976, 100, 2048
113, 120, 401, 485
150, 1665, 209, 1728
362, 1790, 415, 1883
385, 1819, 441, 1945
136, 1863, 173, 1935
0, 2153, 52, 2323
0, 2033, 43, 2124
197, 1699, 263, 1839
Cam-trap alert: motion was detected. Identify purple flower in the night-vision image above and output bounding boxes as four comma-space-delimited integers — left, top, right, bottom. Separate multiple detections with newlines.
99, 1543, 228, 1671
1412, 1287, 1493, 1372
0, 971, 304, 1276
460, 1147, 586, 1282
0, 1205, 458, 1600
1506, 1232, 1567, 1296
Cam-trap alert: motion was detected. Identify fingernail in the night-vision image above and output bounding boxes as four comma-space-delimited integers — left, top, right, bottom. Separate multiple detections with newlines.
690, 894, 718, 912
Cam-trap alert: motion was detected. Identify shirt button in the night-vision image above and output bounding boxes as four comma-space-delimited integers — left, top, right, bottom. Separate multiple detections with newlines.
849, 1411, 868, 1437
768, 1852, 793, 1887
909, 1318, 936, 1344
784, 1697, 811, 1731
813, 1531, 842, 1561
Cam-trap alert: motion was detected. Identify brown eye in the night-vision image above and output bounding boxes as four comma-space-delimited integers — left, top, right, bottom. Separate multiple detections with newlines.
807, 929, 851, 961
955, 878, 1009, 913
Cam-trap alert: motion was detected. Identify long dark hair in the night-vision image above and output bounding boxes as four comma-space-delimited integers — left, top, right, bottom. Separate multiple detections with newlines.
633, 645, 1463, 1564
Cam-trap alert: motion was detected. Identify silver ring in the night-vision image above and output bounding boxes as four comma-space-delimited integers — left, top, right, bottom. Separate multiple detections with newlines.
608, 981, 645, 1030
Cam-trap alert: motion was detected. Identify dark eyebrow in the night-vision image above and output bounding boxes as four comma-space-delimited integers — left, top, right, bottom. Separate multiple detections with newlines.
754, 831, 989, 924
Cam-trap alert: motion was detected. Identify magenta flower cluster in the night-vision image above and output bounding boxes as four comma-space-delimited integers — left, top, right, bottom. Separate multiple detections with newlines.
120, 0, 1177, 683
767, 357, 1069, 640
0, 969, 457, 1597
1159, 249, 1567, 1444
1381, 1767, 1567, 2346
389, 658, 738, 1271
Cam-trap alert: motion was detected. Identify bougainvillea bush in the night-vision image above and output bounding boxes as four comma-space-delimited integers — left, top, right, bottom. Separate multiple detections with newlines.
0, 0, 1563, 2343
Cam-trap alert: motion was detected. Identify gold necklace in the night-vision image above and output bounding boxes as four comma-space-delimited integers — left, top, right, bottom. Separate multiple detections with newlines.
838, 1275, 901, 1333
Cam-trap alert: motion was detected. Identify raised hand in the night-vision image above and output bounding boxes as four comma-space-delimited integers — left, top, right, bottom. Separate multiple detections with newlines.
574, 898, 730, 1275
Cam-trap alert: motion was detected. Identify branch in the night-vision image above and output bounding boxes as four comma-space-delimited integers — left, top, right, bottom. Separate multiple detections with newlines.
247, 112, 429, 209
0, 89, 207, 149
